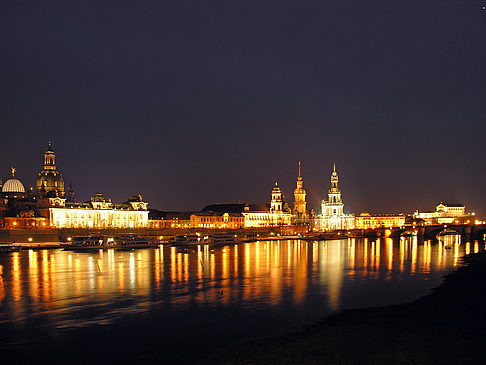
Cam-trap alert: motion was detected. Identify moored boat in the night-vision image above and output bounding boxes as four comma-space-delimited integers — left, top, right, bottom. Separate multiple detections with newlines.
170, 234, 203, 246
62, 235, 114, 251
201, 233, 241, 247
0, 244, 21, 253
113, 234, 161, 250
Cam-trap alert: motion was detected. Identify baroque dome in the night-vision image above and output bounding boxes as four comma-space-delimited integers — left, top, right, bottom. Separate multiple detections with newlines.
272, 182, 282, 194
36, 170, 65, 194
2, 178, 25, 193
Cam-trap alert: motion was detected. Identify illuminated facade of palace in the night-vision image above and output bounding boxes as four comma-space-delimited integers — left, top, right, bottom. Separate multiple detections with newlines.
355, 213, 406, 229
314, 164, 355, 231
414, 203, 473, 224
38, 193, 149, 228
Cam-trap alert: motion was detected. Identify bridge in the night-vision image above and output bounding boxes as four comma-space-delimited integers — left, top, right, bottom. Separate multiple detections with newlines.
348, 224, 486, 242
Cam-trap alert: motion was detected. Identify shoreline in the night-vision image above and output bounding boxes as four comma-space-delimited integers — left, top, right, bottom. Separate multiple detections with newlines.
202, 251, 486, 364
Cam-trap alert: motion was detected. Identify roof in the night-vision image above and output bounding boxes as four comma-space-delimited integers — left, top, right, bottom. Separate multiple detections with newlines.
440, 203, 465, 208
2, 178, 25, 193
149, 210, 192, 220
192, 211, 243, 217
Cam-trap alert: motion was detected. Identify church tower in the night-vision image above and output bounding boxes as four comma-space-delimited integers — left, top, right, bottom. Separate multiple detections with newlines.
270, 182, 284, 213
36, 142, 65, 197
293, 161, 307, 217
321, 163, 344, 217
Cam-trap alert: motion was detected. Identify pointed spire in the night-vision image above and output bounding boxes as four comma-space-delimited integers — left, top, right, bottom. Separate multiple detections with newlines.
298, 161, 301, 177
333, 163, 336, 173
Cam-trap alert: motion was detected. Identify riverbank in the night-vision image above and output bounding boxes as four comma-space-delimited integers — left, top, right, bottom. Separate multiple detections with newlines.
203, 251, 486, 364
0, 226, 307, 243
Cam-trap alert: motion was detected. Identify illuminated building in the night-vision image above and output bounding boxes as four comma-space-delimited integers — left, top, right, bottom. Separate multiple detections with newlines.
355, 213, 406, 229
315, 164, 355, 231
4, 210, 48, 229
268, 182, 293, 226
149, 211, 191, 229
0, 168, 42, 227
414, 203, 472, 224
37, 193, 149, 228
241, 204, 272, 227
0, 143, 150, 229
1, 167, 26, 199
197, 183, 292, 228
190, 212, 245, 229
36, 142, 65, 198
293, 161, 309, 222
200, 203, 271, 228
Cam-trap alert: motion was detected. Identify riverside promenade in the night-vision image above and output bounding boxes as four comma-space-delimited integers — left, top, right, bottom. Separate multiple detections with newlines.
204, 251, 486, 364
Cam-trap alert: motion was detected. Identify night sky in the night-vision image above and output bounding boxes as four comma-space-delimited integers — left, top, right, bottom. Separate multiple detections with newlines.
1, 1, 485, 214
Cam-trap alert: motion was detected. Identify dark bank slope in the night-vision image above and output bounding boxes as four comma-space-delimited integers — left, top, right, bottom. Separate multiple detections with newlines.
204, 252, 486, 364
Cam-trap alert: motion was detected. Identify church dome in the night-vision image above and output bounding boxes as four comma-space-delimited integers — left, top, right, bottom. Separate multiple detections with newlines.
36, 170, 65, 196
2, 178, 25, 193
272, 182, 282, 194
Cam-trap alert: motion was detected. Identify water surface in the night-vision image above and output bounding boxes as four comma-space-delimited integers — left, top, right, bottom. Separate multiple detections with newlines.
0, 237, 476, 362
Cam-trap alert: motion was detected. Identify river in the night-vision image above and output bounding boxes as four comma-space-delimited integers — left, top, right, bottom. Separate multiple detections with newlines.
0, 236, 477, 363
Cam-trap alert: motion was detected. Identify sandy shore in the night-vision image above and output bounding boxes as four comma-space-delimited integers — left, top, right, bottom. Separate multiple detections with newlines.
203, 251, 486, 364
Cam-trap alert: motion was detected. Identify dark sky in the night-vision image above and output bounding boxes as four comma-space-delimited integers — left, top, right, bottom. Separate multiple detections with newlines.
1, 0, 485, 214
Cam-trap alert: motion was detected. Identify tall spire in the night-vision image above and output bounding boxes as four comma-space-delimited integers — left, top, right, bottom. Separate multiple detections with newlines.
293, 161, 307, 218
333, 162, 336, 173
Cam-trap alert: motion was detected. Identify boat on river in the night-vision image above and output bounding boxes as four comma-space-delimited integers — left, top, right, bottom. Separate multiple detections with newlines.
170, 233, 240, 247
113, 234, 161, 250
171, 234, 203, 246
0, 244, 21, 253
62, 235, 114, 251
202, 233, 241, 246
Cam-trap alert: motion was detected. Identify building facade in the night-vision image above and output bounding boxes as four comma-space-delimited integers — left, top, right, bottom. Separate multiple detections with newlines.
196, 182, 293, 228
355, 213, 406, 229
267, 182, 292, 226
190, 212, 245, 229
38, 193, 149, 228
414, 203, 472, 224
149, 211, 191, 229
315, 164, 355, 231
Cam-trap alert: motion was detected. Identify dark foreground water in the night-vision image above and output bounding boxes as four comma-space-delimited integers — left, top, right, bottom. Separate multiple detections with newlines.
0, 236, 478, 363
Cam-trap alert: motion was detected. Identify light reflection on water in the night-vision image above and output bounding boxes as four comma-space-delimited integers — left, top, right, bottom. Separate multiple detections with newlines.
0, 236, 477, 337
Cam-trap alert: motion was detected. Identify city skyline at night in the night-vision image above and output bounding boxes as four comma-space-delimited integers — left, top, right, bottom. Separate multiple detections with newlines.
0, 141, 481, 219
1, 2, 486, 364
